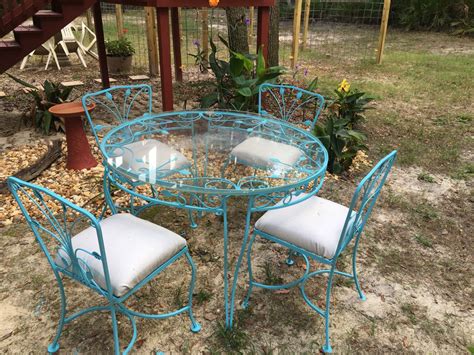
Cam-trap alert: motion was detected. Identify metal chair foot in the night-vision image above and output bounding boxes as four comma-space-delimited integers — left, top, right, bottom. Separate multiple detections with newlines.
241, 299, 250, 310
322, 343, 333, 353
190, 322, 201, 333
47, 342, 60, 353
359, 293, 367, 301
286, 258, 295, 266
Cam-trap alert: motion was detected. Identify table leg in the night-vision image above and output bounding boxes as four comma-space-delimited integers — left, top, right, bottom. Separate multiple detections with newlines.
223, 196, 255, 328
64, 116, 97, 170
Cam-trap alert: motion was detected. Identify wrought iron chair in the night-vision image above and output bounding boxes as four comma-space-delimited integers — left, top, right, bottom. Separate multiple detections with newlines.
82, 85, 194, 221
242, 150, 397, 353
7, 177, 201, 354
225, 84, 325, 173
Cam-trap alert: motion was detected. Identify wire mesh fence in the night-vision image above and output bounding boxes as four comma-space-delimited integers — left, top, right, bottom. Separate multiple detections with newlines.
77, 1, 385, 75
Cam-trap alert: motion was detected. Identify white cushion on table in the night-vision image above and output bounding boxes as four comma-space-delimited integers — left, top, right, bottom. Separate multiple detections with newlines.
110, 139, 190, 173
255, 194, 353, 259
55, 213, 186, 297
230, 136, 303, 168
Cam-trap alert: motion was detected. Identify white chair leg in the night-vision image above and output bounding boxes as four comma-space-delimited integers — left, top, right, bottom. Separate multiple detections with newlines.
45, 53, 52, 70
77, 48, 87, 68
20, 56, 29, 70
52, 50, 61, 70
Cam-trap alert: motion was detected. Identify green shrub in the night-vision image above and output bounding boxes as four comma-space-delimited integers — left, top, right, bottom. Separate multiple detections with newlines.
313, 79, 370, 174
105, 37, 135, 57
8, 74, 73, 134
200, 36, 285, 112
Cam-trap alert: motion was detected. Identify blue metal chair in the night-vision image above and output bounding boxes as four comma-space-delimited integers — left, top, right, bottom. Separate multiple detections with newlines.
7, 176, 201, 354
82, 85, 193, 223
242, 150, 397, 353
258, 83, 325, 129
224, 84, 325, 174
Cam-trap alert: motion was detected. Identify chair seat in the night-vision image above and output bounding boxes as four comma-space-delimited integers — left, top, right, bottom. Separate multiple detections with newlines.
55, 213, 187, 297
111, 139, 190, 177
255, 194, 353, 259
230, 136, 303, 169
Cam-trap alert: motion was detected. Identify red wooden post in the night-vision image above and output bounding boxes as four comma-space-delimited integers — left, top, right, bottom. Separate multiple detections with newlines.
93, 1, 110, 89
257, 6, 270, 64
170, 7, 183, 82
156, 7, 174, 111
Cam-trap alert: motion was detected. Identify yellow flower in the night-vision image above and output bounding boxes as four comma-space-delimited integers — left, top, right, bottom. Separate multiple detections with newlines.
338, 79, 350, 93
209, 0, 220, 7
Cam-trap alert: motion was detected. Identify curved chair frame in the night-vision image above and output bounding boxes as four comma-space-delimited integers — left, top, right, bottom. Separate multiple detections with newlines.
242, 150, 397, 352
7, 177, 200, 354
258, 83, 325, 130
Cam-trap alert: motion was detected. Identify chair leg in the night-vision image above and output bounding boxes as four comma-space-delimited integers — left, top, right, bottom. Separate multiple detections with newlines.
110, 305, 121, 355
352, 240, 366, 301
286, 249, 298, 266
322, 266, 336, 353
77, 48, 87, 68
47, 274, 67, 353
242, 231, 257, 309
185, 250, 201, 332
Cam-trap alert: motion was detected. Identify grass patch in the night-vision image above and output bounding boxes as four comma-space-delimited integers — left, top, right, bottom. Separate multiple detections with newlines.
214, 321, 249, 352
417, 172, 435, 183
414, 234, 433, 248
194, 289, 212, 305
401, 303, 418, 325
262, 262, 284, 285
412, 202, 438, 221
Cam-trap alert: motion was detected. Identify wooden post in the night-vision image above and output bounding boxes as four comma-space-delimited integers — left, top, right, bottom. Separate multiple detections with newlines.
145, 7, 159, 76
115, 4, 124, 39
291, 0, 303, 68
85, 9, 93, 42
376, 0, 391, 64
257, 6, 270, 63
156, 7, 174, 111
171, 7, 183, 82
302, 0, 311, 50
201, 8, 209, 62
248, 6, 254, 43
93, 2, 109, 88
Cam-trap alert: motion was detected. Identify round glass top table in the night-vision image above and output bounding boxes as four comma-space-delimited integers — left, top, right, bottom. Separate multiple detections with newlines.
101, 110, 328, 328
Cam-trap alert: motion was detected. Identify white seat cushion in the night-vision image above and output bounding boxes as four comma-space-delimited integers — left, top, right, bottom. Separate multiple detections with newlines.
55, 213, 186, 297
109, 139, 190, 175
255, 194, 353, 259
230, 136, 303, 168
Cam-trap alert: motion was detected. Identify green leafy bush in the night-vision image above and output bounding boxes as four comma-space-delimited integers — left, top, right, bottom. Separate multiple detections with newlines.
200, 36, 285, 112
313, 79, 369, 174
327, 79, 373, 127
8, 74, 73, 134
105, 37, 135, 57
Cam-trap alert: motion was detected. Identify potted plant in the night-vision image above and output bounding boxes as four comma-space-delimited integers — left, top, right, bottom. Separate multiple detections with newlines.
105, 37, 135, 74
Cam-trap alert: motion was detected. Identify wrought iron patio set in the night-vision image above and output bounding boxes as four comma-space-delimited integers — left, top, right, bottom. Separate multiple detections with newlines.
8, 83, 397, 353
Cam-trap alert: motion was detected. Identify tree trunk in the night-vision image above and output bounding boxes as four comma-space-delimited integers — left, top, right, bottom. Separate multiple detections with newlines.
268, 5, 280, 67
225, 7, 249, 54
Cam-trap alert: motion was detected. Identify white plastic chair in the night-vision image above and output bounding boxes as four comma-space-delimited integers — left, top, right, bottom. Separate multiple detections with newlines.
58, 23, 87, 68
20, 37, 61, 70
77, 21, 98, 60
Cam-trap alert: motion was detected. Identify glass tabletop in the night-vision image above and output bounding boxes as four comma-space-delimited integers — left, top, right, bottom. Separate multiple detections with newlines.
101, 110, 328, 196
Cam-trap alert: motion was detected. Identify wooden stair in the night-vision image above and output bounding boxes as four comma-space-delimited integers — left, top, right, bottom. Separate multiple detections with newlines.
0, 0, 97, 73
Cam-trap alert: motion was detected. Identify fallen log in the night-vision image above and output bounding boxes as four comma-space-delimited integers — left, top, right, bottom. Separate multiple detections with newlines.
0, 140, 62, 194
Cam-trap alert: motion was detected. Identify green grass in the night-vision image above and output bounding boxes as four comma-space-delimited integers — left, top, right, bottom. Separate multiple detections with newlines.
417, 172, 435, 183
414, 234, 433, 248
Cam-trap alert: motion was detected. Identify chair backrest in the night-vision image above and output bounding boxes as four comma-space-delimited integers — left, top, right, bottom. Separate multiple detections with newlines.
335, 150, 397, 258
7, 177, 114, 296
82, 85, 153, 148
60, 23, 76, 41
258, 83, 325, 129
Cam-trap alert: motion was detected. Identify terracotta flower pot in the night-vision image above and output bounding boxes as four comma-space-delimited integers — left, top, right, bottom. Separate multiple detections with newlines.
107, 55, 133, 74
